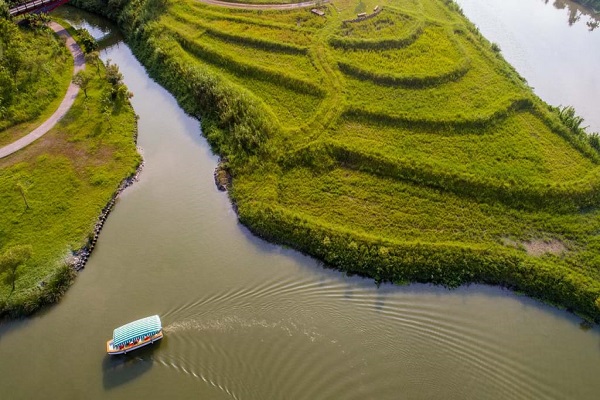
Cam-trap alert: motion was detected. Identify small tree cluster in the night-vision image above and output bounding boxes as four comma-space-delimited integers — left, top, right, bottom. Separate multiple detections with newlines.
21, 12, 50, 30
104, 59, 132, 103
0, 245, 32, 297
75, 28, 98, 54
0, 19, 19, 116
0, 0, 9, 20
72, 70, 92, 98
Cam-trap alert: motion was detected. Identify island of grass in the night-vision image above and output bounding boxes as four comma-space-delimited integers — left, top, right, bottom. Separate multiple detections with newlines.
0, 18, 140, 317
71, 0, 600, 321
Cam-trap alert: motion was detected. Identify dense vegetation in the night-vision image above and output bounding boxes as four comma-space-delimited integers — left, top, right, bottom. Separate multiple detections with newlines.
70, 0, 600, 320
0, 16, 72, 145
0, 20, 140, 317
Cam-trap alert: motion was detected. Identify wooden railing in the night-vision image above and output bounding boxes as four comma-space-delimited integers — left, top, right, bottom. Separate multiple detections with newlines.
9, 0, 71, 17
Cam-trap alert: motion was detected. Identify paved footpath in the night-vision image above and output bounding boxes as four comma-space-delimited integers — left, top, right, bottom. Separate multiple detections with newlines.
0, 22, 85, 159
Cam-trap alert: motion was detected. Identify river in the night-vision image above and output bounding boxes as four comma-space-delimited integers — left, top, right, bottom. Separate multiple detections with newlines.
1, 2, 599, 399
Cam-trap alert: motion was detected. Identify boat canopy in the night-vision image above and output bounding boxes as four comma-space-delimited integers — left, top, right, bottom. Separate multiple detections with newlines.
113, 315, 162, 347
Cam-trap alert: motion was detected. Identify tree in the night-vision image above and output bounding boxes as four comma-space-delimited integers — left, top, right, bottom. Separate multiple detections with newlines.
75, 28, 98, 54
4, 45, 22, 85
84, 50, 101, 73
72, 70, 92, 98
0, 0, 9, 20
0, 66, 13, 106
0, 245, 32, 296
105, 59, 123, 86
15, 181, 31, 209
104, 60, 132, 103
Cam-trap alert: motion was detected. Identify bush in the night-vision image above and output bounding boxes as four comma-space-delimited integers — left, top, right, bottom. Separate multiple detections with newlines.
0, 0, 9, 20
75, 28, 98, 53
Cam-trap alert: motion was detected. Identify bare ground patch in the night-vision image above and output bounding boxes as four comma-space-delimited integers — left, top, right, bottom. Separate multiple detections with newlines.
501, 237, 567, 257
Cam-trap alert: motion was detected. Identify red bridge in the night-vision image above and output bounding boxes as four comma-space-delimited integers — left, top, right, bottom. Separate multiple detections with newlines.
9, 0, 71, 17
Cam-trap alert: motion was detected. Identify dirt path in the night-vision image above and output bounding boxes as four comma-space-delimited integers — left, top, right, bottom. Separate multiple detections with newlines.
195, 0, 327, 10
0, 22, 85, 159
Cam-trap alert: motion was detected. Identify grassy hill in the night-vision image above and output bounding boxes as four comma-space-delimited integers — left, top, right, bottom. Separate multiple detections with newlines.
73, 0, 600, 320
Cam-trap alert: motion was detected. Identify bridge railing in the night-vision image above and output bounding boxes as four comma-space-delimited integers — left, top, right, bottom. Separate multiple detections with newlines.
9, 0, 65, 16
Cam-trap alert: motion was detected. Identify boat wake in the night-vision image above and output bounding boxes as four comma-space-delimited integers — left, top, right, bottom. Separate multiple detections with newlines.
154, 356, 242, 400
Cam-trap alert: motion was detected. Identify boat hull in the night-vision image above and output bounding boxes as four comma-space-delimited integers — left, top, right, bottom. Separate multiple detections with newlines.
106, 331, 163, 355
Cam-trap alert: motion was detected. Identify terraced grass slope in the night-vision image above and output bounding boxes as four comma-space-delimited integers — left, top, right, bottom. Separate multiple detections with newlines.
74, 0, 600, 320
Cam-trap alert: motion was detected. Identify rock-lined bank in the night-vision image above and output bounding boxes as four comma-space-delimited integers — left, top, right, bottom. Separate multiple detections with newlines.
214, 159, 231, 192
71, 158, 144, 272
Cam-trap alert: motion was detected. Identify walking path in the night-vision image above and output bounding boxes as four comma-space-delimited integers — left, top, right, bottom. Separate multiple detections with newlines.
0, 22, 85, 159
196, 0, 327, 10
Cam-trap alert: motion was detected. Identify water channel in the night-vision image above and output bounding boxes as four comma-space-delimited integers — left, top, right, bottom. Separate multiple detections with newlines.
1, 2, 600, 399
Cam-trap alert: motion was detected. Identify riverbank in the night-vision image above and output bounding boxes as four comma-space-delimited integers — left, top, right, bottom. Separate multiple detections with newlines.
0, 21, 141, 318
70, 0, 600, 321
0, 22, 85, 158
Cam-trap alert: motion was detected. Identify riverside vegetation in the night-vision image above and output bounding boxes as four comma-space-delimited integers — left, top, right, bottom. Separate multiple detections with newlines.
0, 16, 140, 317
70, 0, 600, 321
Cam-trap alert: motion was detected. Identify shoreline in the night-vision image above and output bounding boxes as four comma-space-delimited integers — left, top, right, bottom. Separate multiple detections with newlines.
70, 156, 144, 272
68, 0, 600, 322
0, 19, 142, 318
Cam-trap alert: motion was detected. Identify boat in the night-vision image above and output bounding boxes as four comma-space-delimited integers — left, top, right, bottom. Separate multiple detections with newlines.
106, 315, 163, 355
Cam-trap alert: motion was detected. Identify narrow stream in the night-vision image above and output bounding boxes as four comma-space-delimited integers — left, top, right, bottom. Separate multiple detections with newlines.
0, 3, 599, 399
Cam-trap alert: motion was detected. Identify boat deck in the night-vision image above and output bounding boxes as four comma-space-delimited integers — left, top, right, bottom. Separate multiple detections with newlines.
106, 331, 163, 355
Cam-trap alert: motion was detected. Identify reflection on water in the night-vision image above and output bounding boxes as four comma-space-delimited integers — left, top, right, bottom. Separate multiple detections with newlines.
545, 0, 600, 29
456, 0, 600, 133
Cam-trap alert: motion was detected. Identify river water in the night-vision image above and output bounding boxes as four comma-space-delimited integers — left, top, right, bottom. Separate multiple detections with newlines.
1, 2, 599, 399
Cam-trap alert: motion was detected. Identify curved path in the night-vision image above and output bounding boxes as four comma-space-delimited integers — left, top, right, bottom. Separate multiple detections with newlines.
196, 0, 327, 10
0, 22, 85, 159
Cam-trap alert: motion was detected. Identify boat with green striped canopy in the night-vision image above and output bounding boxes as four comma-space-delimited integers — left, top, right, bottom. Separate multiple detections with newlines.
106, 315, 163, 355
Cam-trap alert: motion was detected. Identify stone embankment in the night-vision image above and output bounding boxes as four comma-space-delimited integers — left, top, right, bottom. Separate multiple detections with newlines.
71, 158, 144, 271
214, 159, 232, 191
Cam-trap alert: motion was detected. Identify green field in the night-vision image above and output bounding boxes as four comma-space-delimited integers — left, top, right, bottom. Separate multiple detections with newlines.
71, 0, 600, 320
0, 22, 140, 316
0, 19, 73, 146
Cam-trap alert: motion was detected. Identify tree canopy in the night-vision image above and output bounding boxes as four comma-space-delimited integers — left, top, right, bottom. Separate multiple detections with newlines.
0, 245, 33, 295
